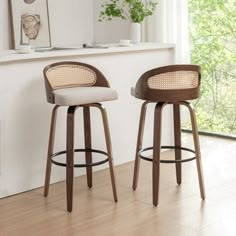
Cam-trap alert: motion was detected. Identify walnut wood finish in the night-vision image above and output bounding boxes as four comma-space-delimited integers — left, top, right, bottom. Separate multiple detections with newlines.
89, 103, 118, 202
153, 102, 165, 206
181, 101, 206, 199
173, 104, 182, 185
132, 101, 150, 190
66, 106, 78, 212
43, 61, 111, 104
83, 107, 93, 188
134, 64, 201, 102
134, 101, 206, 206
132, 64, 205, 206
44, 105, 59, 197
44, 103, 118, 212
0, 140, 233, 236
43, 62, 118, 211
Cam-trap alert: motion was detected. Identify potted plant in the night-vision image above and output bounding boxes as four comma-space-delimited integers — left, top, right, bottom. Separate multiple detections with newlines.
99, 0, 158, 43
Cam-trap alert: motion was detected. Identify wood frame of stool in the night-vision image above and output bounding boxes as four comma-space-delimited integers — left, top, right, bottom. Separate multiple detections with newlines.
44, 103, 118, 212
132, 101, 206, 206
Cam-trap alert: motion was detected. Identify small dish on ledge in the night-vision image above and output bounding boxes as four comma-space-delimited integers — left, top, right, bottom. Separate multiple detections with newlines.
15, 45, 34, 54
15, 48, 34, 54
119, 39, 132, 47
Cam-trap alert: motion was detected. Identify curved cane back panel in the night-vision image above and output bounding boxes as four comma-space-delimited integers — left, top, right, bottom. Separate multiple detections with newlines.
43, 61, 110, 104
46, 64, 97, 90
135, 65, 201, 102
148, 71, 199, 90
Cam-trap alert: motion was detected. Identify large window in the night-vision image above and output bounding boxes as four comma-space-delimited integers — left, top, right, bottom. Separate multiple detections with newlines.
188, 0, 236, 136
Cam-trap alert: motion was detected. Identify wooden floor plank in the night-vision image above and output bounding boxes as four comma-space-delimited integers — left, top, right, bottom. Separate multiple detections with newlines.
1, 134, 236, 236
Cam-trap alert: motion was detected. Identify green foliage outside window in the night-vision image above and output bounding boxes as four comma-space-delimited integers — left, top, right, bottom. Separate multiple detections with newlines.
99, 0, 158, 23
188, 0, 236, 135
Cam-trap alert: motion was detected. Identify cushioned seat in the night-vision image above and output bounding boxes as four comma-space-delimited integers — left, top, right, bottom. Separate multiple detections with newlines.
43, 61, 118, 212
130, 87, 135, 97
54, 86, 118, 106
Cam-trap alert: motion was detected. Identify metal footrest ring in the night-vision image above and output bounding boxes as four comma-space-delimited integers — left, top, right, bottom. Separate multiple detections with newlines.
51, 148, 109, 168
139, 146, 196, 163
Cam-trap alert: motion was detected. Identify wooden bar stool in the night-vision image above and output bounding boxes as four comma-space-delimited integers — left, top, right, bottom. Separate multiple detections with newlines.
132, 65, 206, 206
43, 61, 118, 212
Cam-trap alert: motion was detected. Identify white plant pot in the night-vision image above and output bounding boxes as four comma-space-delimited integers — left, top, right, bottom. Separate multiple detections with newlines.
130, 23, 141, 44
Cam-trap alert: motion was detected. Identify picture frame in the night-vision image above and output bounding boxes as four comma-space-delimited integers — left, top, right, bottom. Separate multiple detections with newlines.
9, 0, 51, 49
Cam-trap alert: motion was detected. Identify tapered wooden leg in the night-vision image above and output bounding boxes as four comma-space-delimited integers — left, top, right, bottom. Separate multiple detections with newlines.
173, 104, 182, 185
184, 102, 206, 200
133, 101, 149, 190
96, 104, 118, 202
83, 107, 93, 188
153, 102, 164, 206
44, 105, 59, 197
66, 106, 77, 212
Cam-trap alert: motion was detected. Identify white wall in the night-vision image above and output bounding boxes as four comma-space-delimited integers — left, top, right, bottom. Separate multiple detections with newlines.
0, 0, 94, 50
0, 0, 132, 50
93, 1, 164, 44
0, 0, 12, 49
1, 0, 169, 50
93, 1, 130, 43
0, 47, 174, 198
48, 0, 94, 46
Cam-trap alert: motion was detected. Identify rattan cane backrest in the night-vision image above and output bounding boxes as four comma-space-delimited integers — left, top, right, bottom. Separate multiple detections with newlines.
43, 61, 110, 104
148, 71, 199, 90
135, 65, 201, 102
45, 64, 97, 90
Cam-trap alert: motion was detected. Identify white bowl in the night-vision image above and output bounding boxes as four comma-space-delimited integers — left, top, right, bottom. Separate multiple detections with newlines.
119, 39, 131, 46
16, 45, 34, 54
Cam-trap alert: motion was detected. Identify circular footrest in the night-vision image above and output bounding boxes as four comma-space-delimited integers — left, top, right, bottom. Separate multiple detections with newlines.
138, 146, 196, 163
51, 148, 109, 168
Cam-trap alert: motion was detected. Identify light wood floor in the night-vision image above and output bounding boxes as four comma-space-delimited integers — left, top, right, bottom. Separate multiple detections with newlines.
1, 134, 236, 236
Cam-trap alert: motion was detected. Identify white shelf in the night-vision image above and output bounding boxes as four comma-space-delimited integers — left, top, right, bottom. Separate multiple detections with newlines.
0, 43, 175, 64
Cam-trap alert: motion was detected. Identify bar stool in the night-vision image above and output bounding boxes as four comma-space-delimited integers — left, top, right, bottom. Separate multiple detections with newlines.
43, 61, 118, 212
132, 64, 206, 206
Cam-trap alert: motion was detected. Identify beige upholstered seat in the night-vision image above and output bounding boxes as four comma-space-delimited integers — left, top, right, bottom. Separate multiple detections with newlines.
43, 61, 118, 105
43, 62, 118, 212
54, 86, 118, 106
130, 87, 135, 97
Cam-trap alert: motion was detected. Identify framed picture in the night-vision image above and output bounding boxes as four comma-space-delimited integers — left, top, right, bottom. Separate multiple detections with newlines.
9, 0, 51, 49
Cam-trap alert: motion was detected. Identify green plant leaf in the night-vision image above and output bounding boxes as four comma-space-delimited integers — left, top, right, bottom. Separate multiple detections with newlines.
98, 0, 158, 23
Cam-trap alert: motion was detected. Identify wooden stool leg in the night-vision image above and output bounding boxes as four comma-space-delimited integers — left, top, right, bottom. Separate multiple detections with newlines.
185, 102, 206, 200
66, 106, 77, 212
133, 101, 149, 190
173, 104, 182, 185
44, 105, 59, 197
153, 102, 164, 206
96, 104, 118, 202
83, 107, 93, 188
